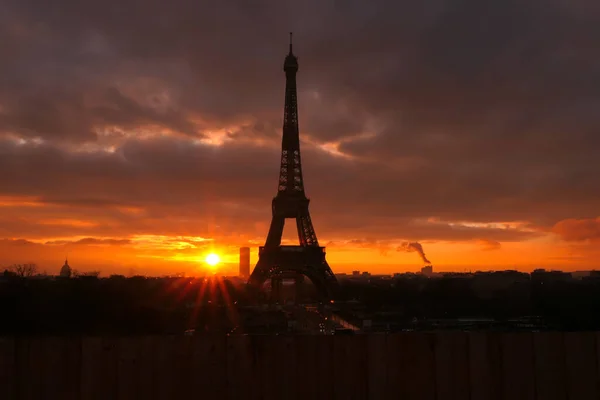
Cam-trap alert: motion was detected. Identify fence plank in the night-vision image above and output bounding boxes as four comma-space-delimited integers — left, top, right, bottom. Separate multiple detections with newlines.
533, 332, 567, 400
469, 332, 502, 400
333, 334, 368, 400
41, 337, 80, 400
501, 333, 536, 400
406, 333, 436, 400
0, 338, 16, 400
294, 335, 314, 399
387, 333, 437, 400
597, 332, 600, 400
152, 335, 170, 399
41, 337, 62, 398
64, 337, 82, 400
152, 335, 182, 399
254, 334, 298, 400
281, 336, 301, 400
18, 337, 44, 400
386, 333, 406, 400
315, 334, 335, 400
135, 336, 156, 400
171, 336, 195, 398
252, 334, 274, 400
13, 338, 27, 399
226, 335, 255, 400
80, 337, 118, 400
190, 335, 227, 400
6, 333, 600, 399
277, 335, 298, 400
333, 334, 351, 400
564, 332, 599, 400
116, 336, 143, 400
435, 332, 470, 400
294, 335, 321, 400
367, 334, 387, 400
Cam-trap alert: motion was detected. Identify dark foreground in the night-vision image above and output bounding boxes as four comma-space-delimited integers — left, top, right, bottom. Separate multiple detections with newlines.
1, 332, 598, 399
3, 272, 600, 335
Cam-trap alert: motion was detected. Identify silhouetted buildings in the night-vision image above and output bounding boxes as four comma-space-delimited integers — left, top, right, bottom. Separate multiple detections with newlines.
531, 268, 571, 283
239, 247, 250, 278
59, 258, 72, 278
3, 269, 600, 334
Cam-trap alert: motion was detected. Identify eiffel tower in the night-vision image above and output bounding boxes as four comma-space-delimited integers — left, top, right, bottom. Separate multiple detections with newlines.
248, 33, 338, 299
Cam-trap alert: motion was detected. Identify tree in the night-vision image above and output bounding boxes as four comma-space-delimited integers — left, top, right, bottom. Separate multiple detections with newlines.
3, 269, 17, 278
8, 263, 38, 277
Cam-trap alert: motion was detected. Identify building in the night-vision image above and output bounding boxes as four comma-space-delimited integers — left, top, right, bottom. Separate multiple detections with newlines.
531, 269, 571, 283
239, 247, 250, 278
421, 265, 433, 277
59, 258, 72, 278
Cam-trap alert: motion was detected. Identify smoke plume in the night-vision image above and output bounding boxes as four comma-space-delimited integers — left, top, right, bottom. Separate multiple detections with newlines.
397, 242, 431, 264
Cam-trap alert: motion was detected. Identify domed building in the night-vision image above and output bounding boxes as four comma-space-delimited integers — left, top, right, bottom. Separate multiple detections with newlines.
59, 258, 72, 278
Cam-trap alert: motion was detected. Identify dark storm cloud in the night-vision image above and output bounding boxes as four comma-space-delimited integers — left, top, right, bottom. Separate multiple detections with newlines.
0, 135, 544, 242
0, 0, 599, 242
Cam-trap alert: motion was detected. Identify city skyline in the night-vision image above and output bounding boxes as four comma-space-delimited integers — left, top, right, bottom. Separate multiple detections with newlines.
1, 1, 599, 275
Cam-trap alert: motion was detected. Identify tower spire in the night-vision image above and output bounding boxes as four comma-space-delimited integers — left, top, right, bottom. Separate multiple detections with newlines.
289, 32, 293, 54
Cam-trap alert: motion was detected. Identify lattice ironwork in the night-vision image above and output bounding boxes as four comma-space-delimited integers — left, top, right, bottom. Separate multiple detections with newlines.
248, 34, 338, 298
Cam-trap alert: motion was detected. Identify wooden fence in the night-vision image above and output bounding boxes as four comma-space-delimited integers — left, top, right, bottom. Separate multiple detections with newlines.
1, 332, 599, 399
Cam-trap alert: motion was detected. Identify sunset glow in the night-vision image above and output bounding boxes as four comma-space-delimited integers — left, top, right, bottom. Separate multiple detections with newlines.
205, 253, 220, 267
0, 1, 598, 277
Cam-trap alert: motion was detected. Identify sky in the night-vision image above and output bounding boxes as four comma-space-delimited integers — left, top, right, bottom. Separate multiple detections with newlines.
1, 0, 599, 276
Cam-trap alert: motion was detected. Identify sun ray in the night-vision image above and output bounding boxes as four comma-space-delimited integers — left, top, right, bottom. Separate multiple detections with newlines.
188, 278, 210, 329
215, 276, 239, 327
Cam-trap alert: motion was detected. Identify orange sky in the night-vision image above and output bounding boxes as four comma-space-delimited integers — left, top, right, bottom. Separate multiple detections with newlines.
1, 1, 599, 276
0, 195, 598, 276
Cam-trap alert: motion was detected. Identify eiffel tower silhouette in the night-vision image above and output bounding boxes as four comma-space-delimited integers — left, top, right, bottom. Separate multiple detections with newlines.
248, 33, 338, 299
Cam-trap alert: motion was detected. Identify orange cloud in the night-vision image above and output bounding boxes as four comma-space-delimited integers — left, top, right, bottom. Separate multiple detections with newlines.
0, 195, 45, 208
39, 219, 99, 228
552, 218, 600, 242
476, 239, 502, 251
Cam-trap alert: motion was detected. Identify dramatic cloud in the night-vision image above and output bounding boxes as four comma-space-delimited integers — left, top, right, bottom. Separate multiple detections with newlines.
0, 0, 599, 273
552, 218, 600, 242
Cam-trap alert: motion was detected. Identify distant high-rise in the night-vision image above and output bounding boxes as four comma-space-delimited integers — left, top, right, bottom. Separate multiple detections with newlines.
239, 247, 250, 278
421, 265, 433, 277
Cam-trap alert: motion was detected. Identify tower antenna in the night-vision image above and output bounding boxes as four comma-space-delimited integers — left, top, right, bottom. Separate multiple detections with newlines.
289, 32, 293, 54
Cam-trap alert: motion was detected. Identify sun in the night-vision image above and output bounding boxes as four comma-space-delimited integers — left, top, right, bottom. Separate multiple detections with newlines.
205, 253, 220, 267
